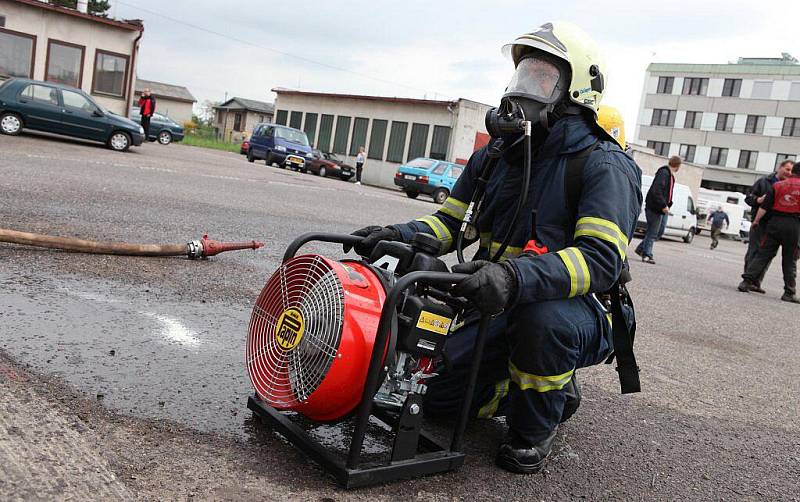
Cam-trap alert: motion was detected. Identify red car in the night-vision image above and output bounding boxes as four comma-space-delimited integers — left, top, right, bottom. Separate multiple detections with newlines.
306, 150, 354, 181
240, 139, 249, 155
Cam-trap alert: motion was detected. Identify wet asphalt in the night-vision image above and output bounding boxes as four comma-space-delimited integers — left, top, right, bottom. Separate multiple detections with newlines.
1, 132, 798, 500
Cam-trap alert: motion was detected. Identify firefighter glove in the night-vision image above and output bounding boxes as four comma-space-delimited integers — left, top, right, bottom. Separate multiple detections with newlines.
345, 225, 401, 257
452, 260, 518, 315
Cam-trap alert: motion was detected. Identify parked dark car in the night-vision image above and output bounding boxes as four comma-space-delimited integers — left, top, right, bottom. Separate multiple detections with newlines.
240, 139, 249, 155
307, 150, 354, 180
129, 108, 184, 145
247, 122, 313, 171
0, 77, 144, 151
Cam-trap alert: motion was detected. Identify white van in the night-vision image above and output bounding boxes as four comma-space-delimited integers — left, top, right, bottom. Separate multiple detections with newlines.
635, 174, 698, 244
697, 188, 751, 239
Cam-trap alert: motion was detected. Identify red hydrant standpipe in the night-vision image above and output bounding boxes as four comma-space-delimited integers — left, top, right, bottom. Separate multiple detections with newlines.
0, 228, 263, 259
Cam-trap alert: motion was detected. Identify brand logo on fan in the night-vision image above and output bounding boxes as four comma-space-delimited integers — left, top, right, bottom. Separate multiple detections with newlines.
275, 307, 305, 350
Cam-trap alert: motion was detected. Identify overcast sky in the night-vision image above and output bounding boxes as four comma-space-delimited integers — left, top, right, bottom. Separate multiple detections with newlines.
114, 0, 798, 137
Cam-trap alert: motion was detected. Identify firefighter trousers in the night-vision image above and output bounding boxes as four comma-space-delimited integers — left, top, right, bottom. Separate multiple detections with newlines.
424, 294, 627, 446
743, 214, 800, 295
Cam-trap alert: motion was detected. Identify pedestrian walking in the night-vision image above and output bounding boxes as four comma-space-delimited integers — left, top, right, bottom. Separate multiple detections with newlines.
742, 160, 794, 292
138, 88, 157, 141
707, 206, 729, 249
635, 156, 681, 264
739, 162, 800, 303
355, 146, 366, 185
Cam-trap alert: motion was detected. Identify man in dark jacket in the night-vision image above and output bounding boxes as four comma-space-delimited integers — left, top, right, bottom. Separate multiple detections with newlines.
138, 88, 157, 140
739, 162, 800, 303
347, 22, 642, 474
634, 156, 681, 264
743, 159, 794, 292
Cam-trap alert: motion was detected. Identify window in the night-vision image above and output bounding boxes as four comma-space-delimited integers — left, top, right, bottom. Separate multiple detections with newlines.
656, 76, 674, 94
45, 40, 85, 88
450, 166, 464, 179
432, 163, 448, 175
709, 147, 728, 166
303, 112, 317, 147
275, 126, 309, 146
386, 121, 408, 163
776, 153, 796, 168
687, 196, 695, 215
782, 117, 800, 137
682, 77, 708, 96
790, 82, 800, 101
349, 117, 369, 156
738, 150, 758, 170
684, 111, 702, 129
332, 115, 351, 154
646, 140, 670, 156
744, 115, 765, 134
0, 28, 36, 78
317, 114, 334, 152
368, 119, 387, 160
721, 79, 741, 97
430, 125, 451, 160
679, 144, 696, 163
275, 109, 287, 125
233, 112, 243, 132
715, 113, 734, 132
20, 84, 59, 106
407, 123, 429, 161
751, 81, 773, 99
405, 158, 436, 169
651, 109, 676, 127
92, 50, 128, 98
217, 111, 223, 124
288, 111, 302, 129
62, 89, 97, 113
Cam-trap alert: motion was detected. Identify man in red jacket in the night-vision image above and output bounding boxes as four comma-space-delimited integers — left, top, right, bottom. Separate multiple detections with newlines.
138, 88, 157, 141
739, 162, 800, 303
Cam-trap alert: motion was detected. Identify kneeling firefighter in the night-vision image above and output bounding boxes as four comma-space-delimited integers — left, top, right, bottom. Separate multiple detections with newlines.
348, 22, 643, 474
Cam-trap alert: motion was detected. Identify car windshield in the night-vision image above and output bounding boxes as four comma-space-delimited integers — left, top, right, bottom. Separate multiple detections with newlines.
275, 127, 309, 146
406, 158, 437, 169
325, 152, 341, 161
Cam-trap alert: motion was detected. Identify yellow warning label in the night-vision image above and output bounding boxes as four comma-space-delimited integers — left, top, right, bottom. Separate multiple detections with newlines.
416, 311, 452, 336
275, 307, 305, 350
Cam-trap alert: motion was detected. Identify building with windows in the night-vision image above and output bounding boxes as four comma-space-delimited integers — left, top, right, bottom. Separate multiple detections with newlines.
272, 88, 493, 188
0, 0, 143, 115
133, 78, 195, 125
635, 54, 800, 192
213, 96, 274, 143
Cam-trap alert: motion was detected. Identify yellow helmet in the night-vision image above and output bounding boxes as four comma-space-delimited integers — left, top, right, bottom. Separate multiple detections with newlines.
597, 105, 626, 149
502, 22, 606, 116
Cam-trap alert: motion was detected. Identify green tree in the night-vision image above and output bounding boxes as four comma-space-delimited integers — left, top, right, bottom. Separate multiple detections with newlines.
50, 0, 77, 8
88, 0, 111, 16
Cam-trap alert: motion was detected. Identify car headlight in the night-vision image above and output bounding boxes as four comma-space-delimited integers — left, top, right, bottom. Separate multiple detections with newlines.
305, 152, 313, 158
139, 126, 145, 134
275, 145, 287, 152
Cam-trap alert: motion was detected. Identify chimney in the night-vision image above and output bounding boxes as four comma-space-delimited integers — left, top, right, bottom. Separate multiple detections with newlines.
77, 0, 89, 13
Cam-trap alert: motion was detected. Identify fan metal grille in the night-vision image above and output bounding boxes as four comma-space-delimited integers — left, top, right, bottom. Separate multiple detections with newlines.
247, 255, 344, 408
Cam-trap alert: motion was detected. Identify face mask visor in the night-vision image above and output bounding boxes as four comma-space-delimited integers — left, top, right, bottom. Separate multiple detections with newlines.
503, 56, 564, 104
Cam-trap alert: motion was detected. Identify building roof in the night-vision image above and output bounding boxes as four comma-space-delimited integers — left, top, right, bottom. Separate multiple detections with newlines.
272, 88, 458, 107
9, 0, 143, 31
214, 97, 274, 114
647, 60, 800, 77
134, 79, 196, 103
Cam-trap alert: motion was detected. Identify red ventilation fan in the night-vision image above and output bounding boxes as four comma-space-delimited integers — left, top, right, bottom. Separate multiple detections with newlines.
246, 254, 387, 422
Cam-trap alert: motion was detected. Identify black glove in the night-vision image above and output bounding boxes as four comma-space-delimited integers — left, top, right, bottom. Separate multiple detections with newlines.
451, 260, 518, 315
344, 225, 401, 257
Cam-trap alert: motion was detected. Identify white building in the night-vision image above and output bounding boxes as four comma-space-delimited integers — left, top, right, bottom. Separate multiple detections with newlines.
0, 0, 143, 115
635, 54, 800, 192
273, 88, 493, 188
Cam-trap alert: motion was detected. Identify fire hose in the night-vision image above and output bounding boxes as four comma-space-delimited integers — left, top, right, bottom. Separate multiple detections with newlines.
0, 228, 263, 259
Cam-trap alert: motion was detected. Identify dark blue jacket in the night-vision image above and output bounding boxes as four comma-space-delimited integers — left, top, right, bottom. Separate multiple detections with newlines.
707, 210, 730, 229
393, 115, 643, 304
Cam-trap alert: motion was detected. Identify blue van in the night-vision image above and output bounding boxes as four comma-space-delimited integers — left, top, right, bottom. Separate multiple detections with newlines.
247, 123, 313, 171
394, 158, 464, 204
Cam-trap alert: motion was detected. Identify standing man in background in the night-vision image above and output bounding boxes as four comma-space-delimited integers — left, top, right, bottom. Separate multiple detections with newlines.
743, 159, 794, 292
138, 88, 157, 141
635, 156, 681, 264
707, 206, 729, 250
355, 146, 366, 185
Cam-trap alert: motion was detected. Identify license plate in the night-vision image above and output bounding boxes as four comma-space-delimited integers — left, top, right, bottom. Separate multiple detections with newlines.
341, 170, 351, 175
287, 155, 304, 165
404, 175, 416, 180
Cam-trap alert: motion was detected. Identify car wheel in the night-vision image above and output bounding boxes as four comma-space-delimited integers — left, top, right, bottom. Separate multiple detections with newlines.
158, 131, 172, 145
0, 112, 23, 135
108, 131, 131, 152
432, 188, 449, 205
405, 191, 419, 199
247, 150, 255, 163
319, 166, 327, 177
683, 229, 695, 244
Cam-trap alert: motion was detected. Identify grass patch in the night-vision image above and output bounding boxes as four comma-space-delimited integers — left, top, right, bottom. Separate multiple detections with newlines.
182, 135, 241, 153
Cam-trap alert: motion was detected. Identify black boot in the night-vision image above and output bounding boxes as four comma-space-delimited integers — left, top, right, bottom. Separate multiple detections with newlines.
496, 429, 557, 474
781, 293, 800, 304
560, 373, 581, 424
738, 280, 752, 293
